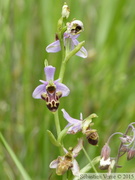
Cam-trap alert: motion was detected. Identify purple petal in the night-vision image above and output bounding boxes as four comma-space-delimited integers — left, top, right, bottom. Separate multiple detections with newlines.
54, 79, 61, 84
67, 123, 82, 134
65, 123, 72, 128
46, 40, 61, 53
71, 159, 80, 176
64, 32, 80, 39
64, 32, 71, 38
49, 158, 59, 168
44, 66, 56, 81
73, 138, 83, 157
70, 34, 80, 39
61, 109, 81, 124
39, 80, 47, 84
32, 84, 46, 99
55, 82, 70, 97
76, 46, 88, 58
72, 39, 88, 58
63, 148, 68, 154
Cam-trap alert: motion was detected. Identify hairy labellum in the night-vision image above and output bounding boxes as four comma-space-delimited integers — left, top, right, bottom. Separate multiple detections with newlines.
56, 156, 73, 175
41, 85, 62, 112
56, 151, 73, 175
67, 20, 84, 35
86, 130, 99, 145
50, 138, 82, 176
46, 100, 60, 112
71, 25, 82, 34
87, 136, 98, 145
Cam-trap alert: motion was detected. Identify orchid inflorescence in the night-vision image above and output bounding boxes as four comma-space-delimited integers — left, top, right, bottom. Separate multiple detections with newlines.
32, 2, 135, 178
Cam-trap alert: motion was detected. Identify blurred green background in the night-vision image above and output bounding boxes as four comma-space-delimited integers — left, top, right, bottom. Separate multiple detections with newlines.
1, 0, 135, 179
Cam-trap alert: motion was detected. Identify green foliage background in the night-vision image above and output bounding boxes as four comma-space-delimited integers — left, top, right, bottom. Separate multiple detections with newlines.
0, 0, 135, 179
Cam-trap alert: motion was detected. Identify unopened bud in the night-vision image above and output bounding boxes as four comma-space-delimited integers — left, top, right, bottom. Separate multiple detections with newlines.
44, 59, 48, 67
120, 145, 129, 153
101, 143, 111, 160
62, 3, 70, 19
127, 149, 135, 160
119, 135, 132, 144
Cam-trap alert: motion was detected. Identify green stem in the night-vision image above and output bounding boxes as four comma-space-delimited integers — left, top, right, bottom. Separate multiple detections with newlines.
53, 111, 64, 156
82, 146, 98, 174
64, 41, 85, 62
114, 125, 133, 172
59, 41, 85, 82
59, 35, 65, 61
80, 156, 101, 174
53, 111, 61, 136
57, 18, 66, 63
0, 133, 31, 180
59, 60, 66, 82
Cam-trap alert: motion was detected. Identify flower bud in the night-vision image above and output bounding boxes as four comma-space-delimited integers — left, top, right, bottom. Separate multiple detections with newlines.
99, 144, 113, 171
62, 3, 70, 19
119, 135, 132, 144
127, 149, 135, 160
120, 145, 129, 153
101, 143, 111, 160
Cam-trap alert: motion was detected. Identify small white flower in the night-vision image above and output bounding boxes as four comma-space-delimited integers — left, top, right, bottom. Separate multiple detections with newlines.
99, 157, 111, 170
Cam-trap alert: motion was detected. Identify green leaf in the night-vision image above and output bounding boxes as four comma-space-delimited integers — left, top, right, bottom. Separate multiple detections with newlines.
0, 133, 31, 180
47, 130, 60, 147
73, 156, 101, 180
58, 127, 68, 143
65, 41, 85, 62
80, 156, 101, 173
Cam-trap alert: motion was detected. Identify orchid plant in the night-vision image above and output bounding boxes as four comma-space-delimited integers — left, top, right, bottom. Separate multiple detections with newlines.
32, 3, 135, 179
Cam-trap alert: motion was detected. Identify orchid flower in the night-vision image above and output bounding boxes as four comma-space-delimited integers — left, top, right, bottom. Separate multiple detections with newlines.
46, 20, 88, 58
61, 109, 99, 145
32, 66, 70, 112
61, 109, 97, 134
61, 109, 83, 134
49, 138, 83, 176
99, 143, 111, 170
99, 143, 115, 174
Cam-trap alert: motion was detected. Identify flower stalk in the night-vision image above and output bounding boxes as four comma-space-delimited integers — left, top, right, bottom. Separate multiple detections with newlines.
53, 111, 61, 136
82, 146, 98, 174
